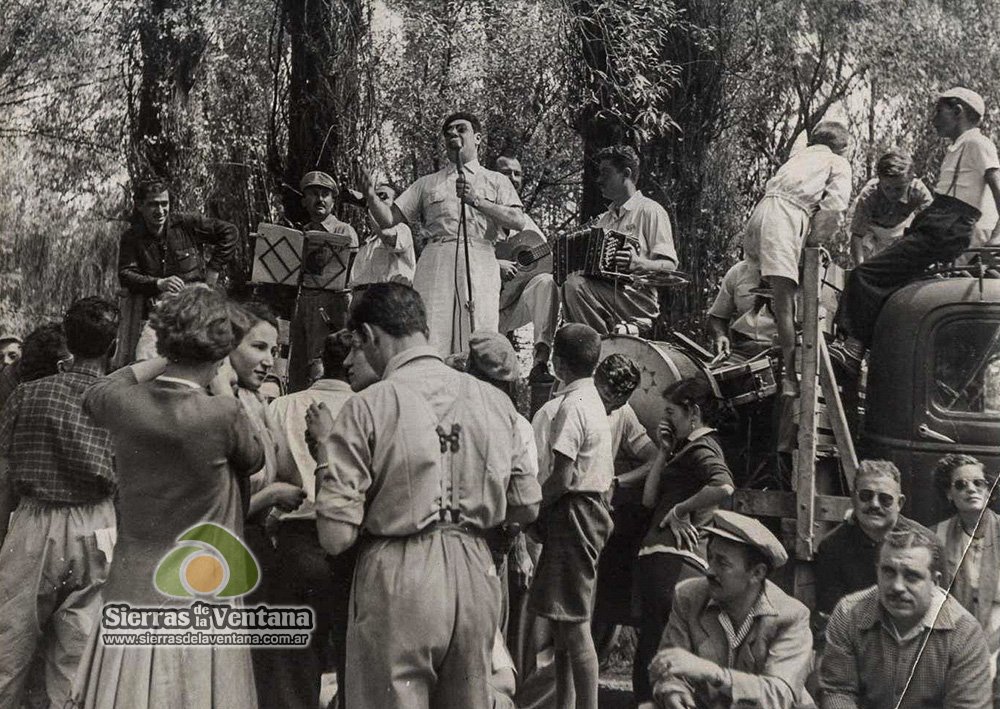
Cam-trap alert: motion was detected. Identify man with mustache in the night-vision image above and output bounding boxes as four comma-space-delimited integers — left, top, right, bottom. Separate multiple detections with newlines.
819, 527, 991, 708
647, 511, 813, 709
814, 460, 920, 616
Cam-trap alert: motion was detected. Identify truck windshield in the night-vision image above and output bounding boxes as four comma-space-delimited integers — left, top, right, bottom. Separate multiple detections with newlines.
934, 319, 1000, 415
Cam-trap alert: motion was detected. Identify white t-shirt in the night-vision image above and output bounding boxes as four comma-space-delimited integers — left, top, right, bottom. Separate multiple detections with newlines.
937, 128, 1000, 240
608, 403, 651, 459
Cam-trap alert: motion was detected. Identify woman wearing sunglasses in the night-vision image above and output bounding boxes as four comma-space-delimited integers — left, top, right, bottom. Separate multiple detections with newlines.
933, 453, 1000, 660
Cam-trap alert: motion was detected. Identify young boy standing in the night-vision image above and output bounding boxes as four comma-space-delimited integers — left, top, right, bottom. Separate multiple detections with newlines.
529, 323, 614, 709
742, 121, 853, 396
831, 88, 1000, 378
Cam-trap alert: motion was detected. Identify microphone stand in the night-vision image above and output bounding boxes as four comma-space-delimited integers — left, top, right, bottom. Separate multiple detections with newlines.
453, 148, 476, 344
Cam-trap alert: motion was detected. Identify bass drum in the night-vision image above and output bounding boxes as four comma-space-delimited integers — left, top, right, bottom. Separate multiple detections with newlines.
600, 334, 706, 438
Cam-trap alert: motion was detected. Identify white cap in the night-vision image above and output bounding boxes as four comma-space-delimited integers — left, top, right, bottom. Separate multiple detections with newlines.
939, 87, 986, 119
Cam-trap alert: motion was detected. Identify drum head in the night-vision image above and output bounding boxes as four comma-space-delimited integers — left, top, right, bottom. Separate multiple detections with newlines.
600, 335, 703, 439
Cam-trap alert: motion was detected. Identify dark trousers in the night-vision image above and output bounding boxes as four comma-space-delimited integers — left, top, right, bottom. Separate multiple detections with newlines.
250, 520, 356, 709
835, 194, 979, 348
288, 289, 349, 392
632, 553, 688, 703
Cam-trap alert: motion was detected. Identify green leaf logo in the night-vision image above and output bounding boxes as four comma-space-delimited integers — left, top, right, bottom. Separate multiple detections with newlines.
154, 523, 259, 599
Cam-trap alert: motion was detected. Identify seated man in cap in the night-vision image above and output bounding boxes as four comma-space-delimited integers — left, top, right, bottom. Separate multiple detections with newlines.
648, 510, 812, 709
288, 170, 360, 392
819, 526, 992, 708
830, 87, 1000, 379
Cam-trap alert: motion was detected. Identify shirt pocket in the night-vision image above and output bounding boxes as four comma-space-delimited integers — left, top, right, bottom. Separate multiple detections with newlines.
171, 247, 204, 281
424, 186, 453, 227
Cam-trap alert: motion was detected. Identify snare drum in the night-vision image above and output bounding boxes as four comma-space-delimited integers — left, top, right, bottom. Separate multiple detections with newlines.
599, 335, 704, 439
709, 356, 778, 408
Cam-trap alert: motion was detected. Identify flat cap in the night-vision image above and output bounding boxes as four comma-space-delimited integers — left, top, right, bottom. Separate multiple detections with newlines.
300, 171, 338, 192
705, 510, 788, 569
467, 331, 518, 383
0, 334, 21, 346
939, 87, 986, 119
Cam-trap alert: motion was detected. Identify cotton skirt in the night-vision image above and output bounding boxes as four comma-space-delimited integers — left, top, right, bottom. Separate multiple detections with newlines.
68, 631, 257, 709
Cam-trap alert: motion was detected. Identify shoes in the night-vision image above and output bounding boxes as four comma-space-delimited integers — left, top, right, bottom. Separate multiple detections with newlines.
530, 342, 553, 383
827, 339, 864, 379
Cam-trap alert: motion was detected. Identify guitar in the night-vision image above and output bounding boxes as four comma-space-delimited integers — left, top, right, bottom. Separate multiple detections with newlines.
496, 230, 553, 310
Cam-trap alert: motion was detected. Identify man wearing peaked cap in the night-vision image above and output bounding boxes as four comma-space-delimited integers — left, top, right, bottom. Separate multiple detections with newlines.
645, 511, 813, 709
287, 170, 360, 393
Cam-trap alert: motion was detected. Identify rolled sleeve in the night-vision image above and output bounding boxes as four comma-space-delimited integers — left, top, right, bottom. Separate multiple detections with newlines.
619, 408, 651, 458
496, 176, 523, 209
394, 179, 425, 226
314, 396, 373, 528
818, 157, 853, 213
708, 268, 738, 321
550, 400, 585, 463
385, 223, 413, 254
849, 182, 877, 236
643, 203, 677, 263
508, 416, 542, 509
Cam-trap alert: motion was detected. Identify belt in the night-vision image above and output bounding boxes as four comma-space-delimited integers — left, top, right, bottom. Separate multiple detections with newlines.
425, 234, 492, 247
762, 192, 811, 214
363, 517, 488, 542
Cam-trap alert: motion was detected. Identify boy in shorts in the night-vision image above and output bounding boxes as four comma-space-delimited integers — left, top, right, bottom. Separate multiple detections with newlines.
742, 121, 853, 396
528, 323, 614, 709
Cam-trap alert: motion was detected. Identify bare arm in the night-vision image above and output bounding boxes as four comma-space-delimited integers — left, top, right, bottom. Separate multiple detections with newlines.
642, 448, 670, 508
471, 199, 526, 232
541, 451, 575, 507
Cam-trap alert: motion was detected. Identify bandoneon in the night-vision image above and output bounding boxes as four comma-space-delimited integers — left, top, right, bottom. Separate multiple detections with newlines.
553, 227, 638, 286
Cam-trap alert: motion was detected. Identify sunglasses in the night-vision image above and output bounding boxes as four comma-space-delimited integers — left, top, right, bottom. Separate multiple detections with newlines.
857, 489, 896, 507
952, 478, 989, 492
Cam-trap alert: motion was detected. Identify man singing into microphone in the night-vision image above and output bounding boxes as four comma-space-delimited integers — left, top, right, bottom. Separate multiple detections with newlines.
363, 112, 526, 354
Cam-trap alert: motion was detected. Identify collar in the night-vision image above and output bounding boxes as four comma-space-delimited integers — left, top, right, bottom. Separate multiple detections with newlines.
706, 580, 778, 619
859, 586, 954, 633
445, 158, 483, 176
685, 426, 715, 443
610, 189, 644, 215
948, 127, 982, 152
155, 375, 202, 389
382, 345, 443, 378
310, 379, 354, 393
65, 360, 106, 379
557, 377, 595, 396
804, 144, 834, 156
306, 214, 347, 232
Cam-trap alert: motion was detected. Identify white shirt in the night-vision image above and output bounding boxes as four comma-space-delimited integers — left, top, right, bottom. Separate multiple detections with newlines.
936, 128, 1000, 238
349, 223, 416, 287
531, 377, 614, 494
608, 403, 651, 459
268, 379, 355, 521
708, 260, 777, 344
395, 159, 523, 243
762, 144, 853, 214
594, 190, 677, 263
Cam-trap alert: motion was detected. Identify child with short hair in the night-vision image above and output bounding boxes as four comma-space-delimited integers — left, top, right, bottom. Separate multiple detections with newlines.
742, 121, 853, 396
849, 149, 933, 264
529, 323, 614, 709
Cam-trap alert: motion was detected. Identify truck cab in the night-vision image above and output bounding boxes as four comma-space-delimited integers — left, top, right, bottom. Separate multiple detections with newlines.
862, 276, 1000, 525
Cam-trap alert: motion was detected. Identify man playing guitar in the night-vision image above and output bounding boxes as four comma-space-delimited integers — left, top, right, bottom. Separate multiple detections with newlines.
562, 145, 678, 334
495, 156, 559, 380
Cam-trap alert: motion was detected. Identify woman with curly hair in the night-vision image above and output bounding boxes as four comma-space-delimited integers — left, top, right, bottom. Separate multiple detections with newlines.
71, 285, 264, 709
933, 453, 1000, 658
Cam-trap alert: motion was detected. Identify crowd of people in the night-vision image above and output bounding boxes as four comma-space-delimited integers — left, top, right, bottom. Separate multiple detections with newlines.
0, 84, 999, 709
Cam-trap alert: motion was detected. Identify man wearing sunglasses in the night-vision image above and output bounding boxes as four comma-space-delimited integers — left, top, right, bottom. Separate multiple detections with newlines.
814, 460, 921, 617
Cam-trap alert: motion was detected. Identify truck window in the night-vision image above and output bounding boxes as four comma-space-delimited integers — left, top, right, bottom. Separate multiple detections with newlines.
933, 320, 1000, 415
